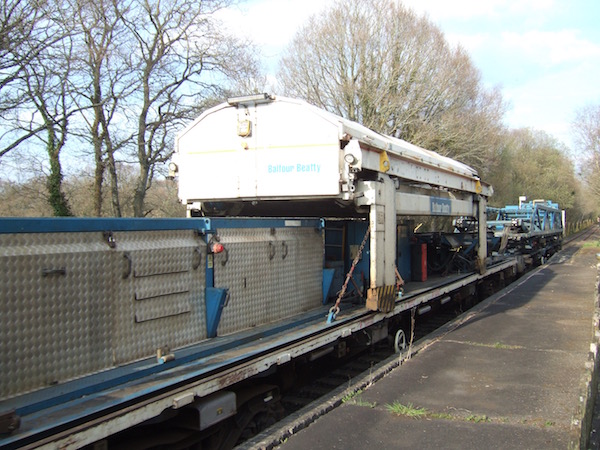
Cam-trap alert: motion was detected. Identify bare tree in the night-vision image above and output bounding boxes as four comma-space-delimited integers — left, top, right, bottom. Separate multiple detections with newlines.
0, 0, 59, 157
573, 104, 600, 201
0, 1, 79, 216
117, 0, 262, 217
1, 0, 263, 217
0, 0, 43, 116
278, 0, 504, 169
70, 0, 136, 216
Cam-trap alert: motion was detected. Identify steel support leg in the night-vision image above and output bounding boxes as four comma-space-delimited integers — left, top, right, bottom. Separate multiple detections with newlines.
477, 195, 487, 274
366, 175, 397, 312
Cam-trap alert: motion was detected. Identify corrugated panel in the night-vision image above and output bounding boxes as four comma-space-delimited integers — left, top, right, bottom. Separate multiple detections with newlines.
213, 227, 323, 336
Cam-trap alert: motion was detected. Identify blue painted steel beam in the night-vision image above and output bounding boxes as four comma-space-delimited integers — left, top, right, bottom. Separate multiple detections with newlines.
0, 217, 323, 234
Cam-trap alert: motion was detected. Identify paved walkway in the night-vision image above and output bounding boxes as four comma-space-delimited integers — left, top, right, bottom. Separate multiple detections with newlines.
254, 229, 599, 449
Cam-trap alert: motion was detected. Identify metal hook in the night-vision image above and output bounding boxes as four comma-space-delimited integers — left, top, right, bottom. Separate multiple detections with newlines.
268, 241, 275, 260
326, 305, 340, 324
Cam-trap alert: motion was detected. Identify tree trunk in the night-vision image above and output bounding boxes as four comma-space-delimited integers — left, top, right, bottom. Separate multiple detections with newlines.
106, 148, 122, 217
92, 110, 104, 216
46, 127, 72, 217
132, 162, 149, 217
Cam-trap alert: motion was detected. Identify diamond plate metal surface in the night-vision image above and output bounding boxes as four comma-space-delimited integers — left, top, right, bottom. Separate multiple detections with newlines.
1, 232, 115, 400
213, 227, 323, 336
0, 230, 206, 400
1, 224, 322, 400
109, 230, 206, 366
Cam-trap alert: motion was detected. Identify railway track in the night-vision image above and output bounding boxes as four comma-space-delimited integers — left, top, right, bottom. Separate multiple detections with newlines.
279, 308, 464, 411
233, 298, 484, 449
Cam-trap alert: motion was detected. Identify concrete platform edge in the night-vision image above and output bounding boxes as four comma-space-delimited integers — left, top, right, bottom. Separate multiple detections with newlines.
575, 262, 600, 450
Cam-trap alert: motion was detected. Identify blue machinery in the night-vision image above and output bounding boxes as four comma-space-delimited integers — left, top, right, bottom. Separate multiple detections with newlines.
487, 199, 564, 261
410, 199, 565, 276
488, 199, 563, 236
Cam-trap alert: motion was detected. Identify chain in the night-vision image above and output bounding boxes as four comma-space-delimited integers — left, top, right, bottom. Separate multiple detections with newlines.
328, 225, 370, 321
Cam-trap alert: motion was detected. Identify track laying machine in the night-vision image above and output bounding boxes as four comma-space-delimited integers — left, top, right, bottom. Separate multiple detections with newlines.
2, 94, 549, 449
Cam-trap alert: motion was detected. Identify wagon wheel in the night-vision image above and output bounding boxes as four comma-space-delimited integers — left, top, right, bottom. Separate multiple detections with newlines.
394, 329, 407, 353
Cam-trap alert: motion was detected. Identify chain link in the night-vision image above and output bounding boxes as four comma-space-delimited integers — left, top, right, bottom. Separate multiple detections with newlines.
328, 225, 370, 321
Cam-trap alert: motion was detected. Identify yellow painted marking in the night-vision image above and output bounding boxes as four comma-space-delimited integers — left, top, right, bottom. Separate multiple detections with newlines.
380, 150, 390, 173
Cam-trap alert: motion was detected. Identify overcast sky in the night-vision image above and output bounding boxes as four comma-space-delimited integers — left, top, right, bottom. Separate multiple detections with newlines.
219, 0, 600, 151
